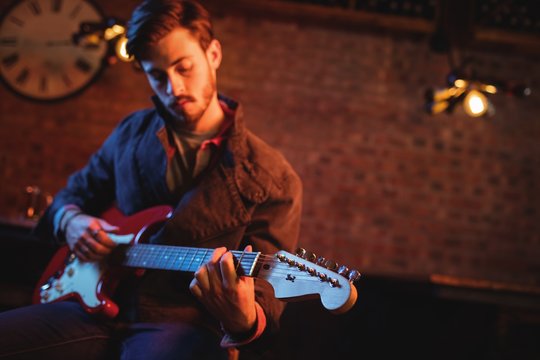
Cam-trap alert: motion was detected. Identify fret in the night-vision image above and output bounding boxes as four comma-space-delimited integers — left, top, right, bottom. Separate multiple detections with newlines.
156, 246, 169, 269
124, 247, 138, 267
184, 248, 196, 271
142, 245, 155, 268
184, 247, 197, 272
235, 250, 247, 273
173, 247, 187, 271
167, 246, 184, 270
151, 246, 162, 268
162, 247, 175, 270
232, 251, 259, 276
186, 248, 206, 272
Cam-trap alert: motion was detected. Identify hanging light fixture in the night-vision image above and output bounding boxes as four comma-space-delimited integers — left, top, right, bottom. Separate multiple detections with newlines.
74, 18, 134, 63
103, 22, 133, 62
425, 71, 530, 118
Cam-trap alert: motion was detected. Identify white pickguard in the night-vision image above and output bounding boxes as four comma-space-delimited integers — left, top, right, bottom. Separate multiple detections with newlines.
40, 233, 134, 308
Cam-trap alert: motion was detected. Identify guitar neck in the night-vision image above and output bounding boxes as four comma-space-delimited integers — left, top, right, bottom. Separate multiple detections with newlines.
121, 244, 261, 277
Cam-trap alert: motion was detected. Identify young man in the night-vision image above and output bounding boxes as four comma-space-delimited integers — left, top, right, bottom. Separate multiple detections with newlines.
0, 1, 302, 359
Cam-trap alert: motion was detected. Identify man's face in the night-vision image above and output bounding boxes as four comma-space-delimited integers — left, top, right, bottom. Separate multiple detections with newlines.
140, 27, 221, 129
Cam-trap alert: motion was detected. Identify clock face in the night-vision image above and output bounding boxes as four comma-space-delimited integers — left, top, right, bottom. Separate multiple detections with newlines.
0, 0, 108, 101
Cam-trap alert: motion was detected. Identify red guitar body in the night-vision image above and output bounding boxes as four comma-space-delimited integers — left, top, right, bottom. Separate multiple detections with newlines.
32, 205, 172, 318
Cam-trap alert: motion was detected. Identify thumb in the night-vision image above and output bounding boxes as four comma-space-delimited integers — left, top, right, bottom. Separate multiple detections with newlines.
243, 244, 253, 252
98, 219, 119, 233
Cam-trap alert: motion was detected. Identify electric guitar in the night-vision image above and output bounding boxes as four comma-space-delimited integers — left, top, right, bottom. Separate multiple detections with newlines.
33, 206, 360, 317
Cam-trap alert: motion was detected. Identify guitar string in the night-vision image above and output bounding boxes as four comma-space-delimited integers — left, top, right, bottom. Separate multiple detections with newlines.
123, 259, 344, 282
127, 244, 320, 262
127, 249, 337, 273
65, 249, 346, 286
129, 245, 343, 270
127, 250, 343, 270
125, 247, 348, 280
129, 265, 345, 284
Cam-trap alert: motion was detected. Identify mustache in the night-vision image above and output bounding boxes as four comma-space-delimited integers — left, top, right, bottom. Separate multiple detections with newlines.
168, 96, 195, 107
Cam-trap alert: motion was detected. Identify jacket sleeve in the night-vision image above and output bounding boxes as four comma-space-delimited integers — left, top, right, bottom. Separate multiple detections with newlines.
238, 163, 303, 349
33, 123, 122, 243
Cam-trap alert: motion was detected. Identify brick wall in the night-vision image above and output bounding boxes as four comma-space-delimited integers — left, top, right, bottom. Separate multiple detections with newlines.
1, 0, 538, 288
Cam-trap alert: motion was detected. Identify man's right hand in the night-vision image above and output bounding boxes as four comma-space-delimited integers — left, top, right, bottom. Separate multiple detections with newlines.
64, 213, 119, 262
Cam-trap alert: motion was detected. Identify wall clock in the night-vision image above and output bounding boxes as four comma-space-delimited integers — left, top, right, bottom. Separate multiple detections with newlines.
0, 0, 108, 101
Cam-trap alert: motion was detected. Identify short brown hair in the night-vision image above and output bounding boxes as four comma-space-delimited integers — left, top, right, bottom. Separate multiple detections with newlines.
126, 0, 214, 60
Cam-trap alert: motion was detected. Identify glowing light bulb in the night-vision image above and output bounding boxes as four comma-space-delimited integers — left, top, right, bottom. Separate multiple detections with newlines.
483, 84, 497, 94
454, 79, 467, 88
104, 24, 126, 40
463, 90, 488, 117
115, 35, 133, 62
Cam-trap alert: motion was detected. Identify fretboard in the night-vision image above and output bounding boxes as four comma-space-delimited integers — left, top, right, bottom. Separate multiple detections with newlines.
122, 244, 261, 276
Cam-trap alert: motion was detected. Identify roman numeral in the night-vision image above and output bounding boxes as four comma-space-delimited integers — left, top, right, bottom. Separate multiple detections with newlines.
70, 4, 82, 19
9, 17, 25, 27
40, 76, 48, 92
0, 38, 17, 47
75, 58, 92, 73
16, 68, 30, 84
28, 1, 42, 16
2, 53, 19, 68
51, 0, 62, 13
62, 74, 72, 87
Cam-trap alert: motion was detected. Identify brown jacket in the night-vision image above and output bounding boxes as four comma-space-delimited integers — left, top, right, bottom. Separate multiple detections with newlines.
37, 95, 303, 347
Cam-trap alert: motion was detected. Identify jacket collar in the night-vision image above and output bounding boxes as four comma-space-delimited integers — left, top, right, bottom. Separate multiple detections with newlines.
218, 94, 249, 164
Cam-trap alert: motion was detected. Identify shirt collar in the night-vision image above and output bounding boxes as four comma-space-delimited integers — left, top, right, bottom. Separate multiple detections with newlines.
200, 98, 235, 150
152, 94, 238, 152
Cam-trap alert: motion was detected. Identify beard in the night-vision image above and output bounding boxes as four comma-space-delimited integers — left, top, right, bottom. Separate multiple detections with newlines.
184, 81, 214, 123
167, 77, 216, 129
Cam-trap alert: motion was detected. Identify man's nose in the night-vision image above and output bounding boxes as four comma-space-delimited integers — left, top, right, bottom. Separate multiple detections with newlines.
166, 75, 185, 96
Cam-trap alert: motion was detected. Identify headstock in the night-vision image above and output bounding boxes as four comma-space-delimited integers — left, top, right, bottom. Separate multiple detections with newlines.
257, 248, 360, 314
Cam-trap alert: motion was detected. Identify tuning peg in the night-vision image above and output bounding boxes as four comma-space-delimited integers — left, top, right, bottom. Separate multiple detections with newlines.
348, 269, 361, 282
325, 260, 338, 271
316, 256, 326, 266
304, 251, 317, 262
337, 265, 349, 277
329, 278, 340, 287
295, 248, 306, 258
287, 258, 296, 266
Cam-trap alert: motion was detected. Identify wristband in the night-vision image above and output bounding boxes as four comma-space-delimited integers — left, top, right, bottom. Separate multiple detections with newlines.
62, 210, 83, 234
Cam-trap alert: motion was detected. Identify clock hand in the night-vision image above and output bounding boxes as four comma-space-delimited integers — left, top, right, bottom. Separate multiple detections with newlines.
45, 40, 74, 47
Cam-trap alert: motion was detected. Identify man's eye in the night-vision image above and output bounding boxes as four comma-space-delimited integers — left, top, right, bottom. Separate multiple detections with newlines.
177, 63, 193, 74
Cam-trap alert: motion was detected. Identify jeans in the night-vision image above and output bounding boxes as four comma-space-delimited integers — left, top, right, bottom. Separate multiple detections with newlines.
0, 301, 228, 360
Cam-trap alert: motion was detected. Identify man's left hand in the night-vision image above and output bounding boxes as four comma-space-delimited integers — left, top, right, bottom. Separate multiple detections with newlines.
189, 246, 257, 335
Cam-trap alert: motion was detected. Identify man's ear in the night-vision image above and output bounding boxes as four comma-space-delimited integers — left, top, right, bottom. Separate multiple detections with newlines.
206, 39, 222, 70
